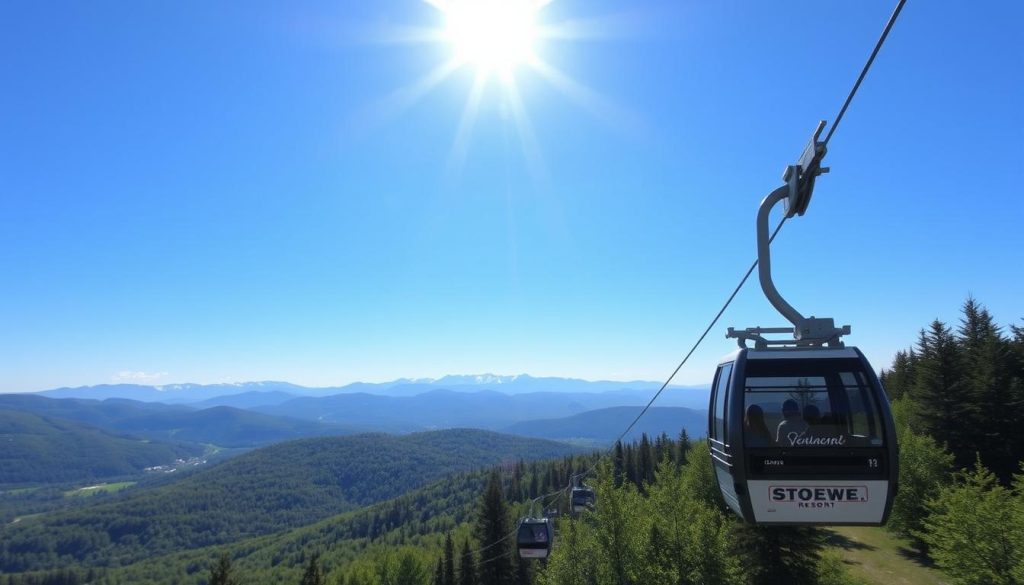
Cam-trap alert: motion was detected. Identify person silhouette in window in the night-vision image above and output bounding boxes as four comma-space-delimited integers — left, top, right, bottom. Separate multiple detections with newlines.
776, 399, 809, 446
744, 404, 773, 447
535, 526, 548, 542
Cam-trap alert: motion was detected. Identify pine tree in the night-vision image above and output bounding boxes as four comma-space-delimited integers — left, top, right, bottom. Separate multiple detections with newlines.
638, 433, 654, 489
443, 533, 456, 585
732, 525, 822, 585
209, 553, 240, 585
300, 553, 326, 585
433, 558, 445, 585
513, 554, 531, 585
958, 298, 1021, 479
623, 444, 637, 488
913, 321, 970, 465
459, 537, 477, 585
880, 348, 917, 401
676, 429, 691, 465
477, 471, 514, 585
612, 441, 625, 487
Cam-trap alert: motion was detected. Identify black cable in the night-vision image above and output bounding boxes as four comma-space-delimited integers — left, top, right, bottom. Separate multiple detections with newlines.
823, 0, 907, 146
569, 216, 788, 488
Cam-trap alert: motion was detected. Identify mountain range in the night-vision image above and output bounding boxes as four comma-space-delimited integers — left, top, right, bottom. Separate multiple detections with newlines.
0, 393, 354, 448
23, 374, 710, 406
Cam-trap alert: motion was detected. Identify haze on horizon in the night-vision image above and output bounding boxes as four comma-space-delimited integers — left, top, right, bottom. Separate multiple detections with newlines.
2, 1, 1021, 394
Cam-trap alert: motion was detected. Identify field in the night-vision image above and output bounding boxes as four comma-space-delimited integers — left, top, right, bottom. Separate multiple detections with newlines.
826, 526, 949, 585
64, 482, 137, 498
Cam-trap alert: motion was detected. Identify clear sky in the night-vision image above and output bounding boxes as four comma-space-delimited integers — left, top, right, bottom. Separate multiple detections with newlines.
2, 1, 1022, 393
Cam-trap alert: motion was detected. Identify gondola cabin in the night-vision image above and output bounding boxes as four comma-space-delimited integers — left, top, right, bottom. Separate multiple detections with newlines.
708, 346, 898, 525
570, 487, 596, 514
517, 518, 553, 559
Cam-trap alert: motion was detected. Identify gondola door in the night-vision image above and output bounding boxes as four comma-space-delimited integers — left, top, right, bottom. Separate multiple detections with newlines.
709, 354, 744, 519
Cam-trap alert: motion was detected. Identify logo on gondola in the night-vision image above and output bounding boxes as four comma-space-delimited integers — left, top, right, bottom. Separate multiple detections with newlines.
786, 431, 847, 447
770, 486, 868, 508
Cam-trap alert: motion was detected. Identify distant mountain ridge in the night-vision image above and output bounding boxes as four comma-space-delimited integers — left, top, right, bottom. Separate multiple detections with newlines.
252, 388, 710, 432
0, 394, 355, 448
503, 406, 707, 445
18, 374, 710, 405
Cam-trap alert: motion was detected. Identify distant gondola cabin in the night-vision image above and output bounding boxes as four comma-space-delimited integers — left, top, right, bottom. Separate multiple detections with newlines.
517, 518, 553, 559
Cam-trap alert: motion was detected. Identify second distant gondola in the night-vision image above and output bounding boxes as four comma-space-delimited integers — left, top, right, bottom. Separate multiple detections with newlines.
570, 486, 596, 513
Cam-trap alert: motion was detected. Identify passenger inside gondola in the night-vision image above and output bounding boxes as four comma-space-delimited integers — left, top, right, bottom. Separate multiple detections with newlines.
744, 405, 773, 446
775, 399, 808, 445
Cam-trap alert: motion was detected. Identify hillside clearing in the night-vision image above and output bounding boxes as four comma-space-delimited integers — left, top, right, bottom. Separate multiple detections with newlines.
826, 526, 949, 585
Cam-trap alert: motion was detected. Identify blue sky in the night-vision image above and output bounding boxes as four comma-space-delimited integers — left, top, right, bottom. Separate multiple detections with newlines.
2, 0, 1021, 393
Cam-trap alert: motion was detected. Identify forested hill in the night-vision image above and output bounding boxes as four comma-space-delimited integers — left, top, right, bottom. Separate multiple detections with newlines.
0, 429, 581, 573
0, 410, 203, 485
0, 393, 353, 447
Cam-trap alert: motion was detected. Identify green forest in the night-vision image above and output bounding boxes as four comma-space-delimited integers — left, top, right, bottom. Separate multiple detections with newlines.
3, 298, 1023, 585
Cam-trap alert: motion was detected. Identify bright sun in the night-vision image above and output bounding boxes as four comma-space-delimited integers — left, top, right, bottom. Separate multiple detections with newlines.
440, 0, 540, 71
373, 1, 627, 173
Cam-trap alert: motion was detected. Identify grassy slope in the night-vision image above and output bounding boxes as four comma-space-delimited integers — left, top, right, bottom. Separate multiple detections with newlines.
826, 527, 949, 585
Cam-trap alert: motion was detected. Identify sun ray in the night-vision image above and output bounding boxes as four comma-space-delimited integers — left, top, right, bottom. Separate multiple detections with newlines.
499, 72, 547, 185
447, 70, 489, 174
527, 56, 645, 138
359, 23, 445, 46
358, 58, 463, 133
535, 11, 651, 42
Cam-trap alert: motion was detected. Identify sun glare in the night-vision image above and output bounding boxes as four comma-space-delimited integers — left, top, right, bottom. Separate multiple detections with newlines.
368, 1, 632, 175
441, 0, 540, 71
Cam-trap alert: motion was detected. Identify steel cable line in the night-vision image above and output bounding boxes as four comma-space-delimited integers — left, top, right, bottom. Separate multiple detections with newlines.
567, 217, 788, 488
823, 0, 907, 146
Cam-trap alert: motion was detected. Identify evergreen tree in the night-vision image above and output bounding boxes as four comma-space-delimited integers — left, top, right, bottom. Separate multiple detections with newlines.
477, 471, 513, 585
676, 429, 691, 465
623, 445, 637, 488
880, 348, 917, 401
443, 533, 456, 585
913, 321, 970, 465
513, 554, 531, 585
433, 558, 444, 585
638, 433, 654, 489
301, 553, 326, 585
459, 537, 477, 585
209, 553, 240, 585
959, 298, 1021, 479
612, 441, 625, 487
731, 525, 822, 585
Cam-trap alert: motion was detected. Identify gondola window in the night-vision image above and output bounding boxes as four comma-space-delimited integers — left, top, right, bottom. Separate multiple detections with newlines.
743, 359, 885, 448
